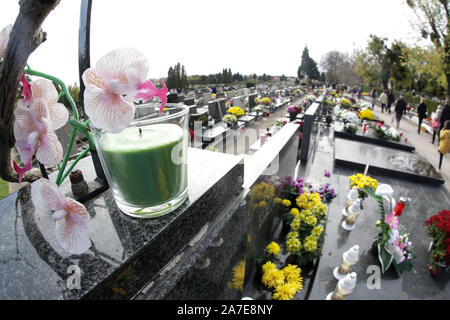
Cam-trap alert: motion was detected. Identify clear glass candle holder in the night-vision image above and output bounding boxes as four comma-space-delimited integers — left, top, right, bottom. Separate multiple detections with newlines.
92, 103, 189, 218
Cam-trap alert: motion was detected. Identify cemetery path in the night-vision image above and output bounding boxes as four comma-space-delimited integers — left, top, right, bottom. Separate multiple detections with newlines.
368, 102, 450, 194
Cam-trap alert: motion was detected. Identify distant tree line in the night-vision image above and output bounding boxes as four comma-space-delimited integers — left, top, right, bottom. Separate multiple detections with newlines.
165, 63, 287, 89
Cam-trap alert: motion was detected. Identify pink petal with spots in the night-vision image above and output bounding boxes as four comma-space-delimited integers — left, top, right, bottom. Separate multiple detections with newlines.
82, 68, 106, 89
55, 212, 90, 255
31, 79, 58, 105
84, 84, 135, 133
31, 178, 68, 212
31, 79, 68, 130
95, 48, 149, 86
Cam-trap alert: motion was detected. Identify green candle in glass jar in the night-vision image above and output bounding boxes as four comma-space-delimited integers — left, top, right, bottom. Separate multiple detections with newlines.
99, 123, 187, 207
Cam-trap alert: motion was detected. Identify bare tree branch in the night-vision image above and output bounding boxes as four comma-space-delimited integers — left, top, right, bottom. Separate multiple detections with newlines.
0, 0, 60, 183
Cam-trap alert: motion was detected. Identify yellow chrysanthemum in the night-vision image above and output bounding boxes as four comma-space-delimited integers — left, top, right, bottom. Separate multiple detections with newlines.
282, 264, 302, 284
272, 282, 300, 300
262, 261, 277, 273
312, 225, 324, 237
287, 231, 298, 240
286, 237, 302, 254
262, 268, 284, 289
305, 215, 317, 226
282, 199, 291, 207
304, 239, 317, 252
266, 242, 280, 255
230, 260, 245, 291
290, 207, 300, 217
290, 218, 301, 231
274, 197, 282, 203
312, 202, 327, 218
258, 200, 267, 208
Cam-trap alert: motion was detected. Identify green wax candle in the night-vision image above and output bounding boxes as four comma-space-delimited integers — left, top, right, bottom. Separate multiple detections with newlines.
99, 123, 187, 207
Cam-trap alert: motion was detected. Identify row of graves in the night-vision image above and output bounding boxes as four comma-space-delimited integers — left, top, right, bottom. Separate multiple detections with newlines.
183, 85, 304, 150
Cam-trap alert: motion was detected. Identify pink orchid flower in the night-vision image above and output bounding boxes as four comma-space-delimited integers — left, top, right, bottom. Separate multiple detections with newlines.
82, 48, 168, 133
13, 78, 68, 181
13, 104, 63, 182
19, 77, 69, 130
384, 211, 399, 230
32, 178, 91, 255
0, 24, 12, 61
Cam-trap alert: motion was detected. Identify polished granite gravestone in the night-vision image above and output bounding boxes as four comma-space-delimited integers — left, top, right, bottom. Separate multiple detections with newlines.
297, 124, 450, 300
333, 121, 415, 152
0, 148, 243, 300
308, 166, 450, 300
334, 138, 444, 186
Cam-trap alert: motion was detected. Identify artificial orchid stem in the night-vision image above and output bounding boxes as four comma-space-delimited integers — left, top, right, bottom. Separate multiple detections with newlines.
55, 127, 78, 186
59, 146, 90, 184
23, 67, 79, 121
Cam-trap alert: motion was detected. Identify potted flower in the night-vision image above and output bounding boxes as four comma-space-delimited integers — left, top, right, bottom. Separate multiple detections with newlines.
340, 98, 352, 108
287, 106, 302, 122
358, 108, 374, 121
222, 114, 238, 128
424, 210, 450, 276
227, 106, 245, 118
344, 122, 357, 134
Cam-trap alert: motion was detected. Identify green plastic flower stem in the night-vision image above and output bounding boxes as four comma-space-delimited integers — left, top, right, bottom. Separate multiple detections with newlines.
23, 68, 79, 121
59, 146, 91, 185
69, 119, 96, 150
57, 89, 64, 101
55, 127, 78, 186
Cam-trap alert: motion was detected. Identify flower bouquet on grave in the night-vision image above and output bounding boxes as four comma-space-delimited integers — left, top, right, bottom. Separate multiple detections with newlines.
358, 108, 374, 121
339, 98, 353, 108
285, 198, 327, 267
222, 114, 238, 128
227, 106, 245, 117
424, 210, 450, 276
287, 106, 302, 122
9, 46, 168, 254
344, 122, 357, 134
259, 252, 304, 300
366, 185, 414, 274
340, 110, 359, 127
348, 173, 378, 201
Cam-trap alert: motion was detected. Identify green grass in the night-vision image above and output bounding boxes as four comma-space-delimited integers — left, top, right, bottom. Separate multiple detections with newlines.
0, 178, 9, 200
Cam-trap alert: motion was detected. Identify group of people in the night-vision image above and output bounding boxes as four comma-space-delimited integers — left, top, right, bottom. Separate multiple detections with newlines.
365, 88, 449, 171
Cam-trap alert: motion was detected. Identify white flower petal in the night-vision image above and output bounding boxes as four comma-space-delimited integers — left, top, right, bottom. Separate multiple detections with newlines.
55, 213, 90, 255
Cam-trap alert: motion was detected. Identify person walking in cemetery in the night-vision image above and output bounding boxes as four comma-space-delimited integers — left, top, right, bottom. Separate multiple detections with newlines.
370, 89, 377, 109
417, 97, 427, 134
387, 90, 394, 113
379, 90, 388, 113
440, 100, 450, 137
432, 104, 443, 144
394, 94, 407, 128
438, 120, 450, 171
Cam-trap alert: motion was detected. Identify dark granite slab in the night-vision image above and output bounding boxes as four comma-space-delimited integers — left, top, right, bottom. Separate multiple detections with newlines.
334, 138, 444, 186
0, 148, 244, 300
308, 166, 450, 300
297, 123, 450, 300
334, 121, 415, 152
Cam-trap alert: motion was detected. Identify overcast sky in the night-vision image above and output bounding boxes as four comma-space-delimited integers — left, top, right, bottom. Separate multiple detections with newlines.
1, 0, 422, 85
